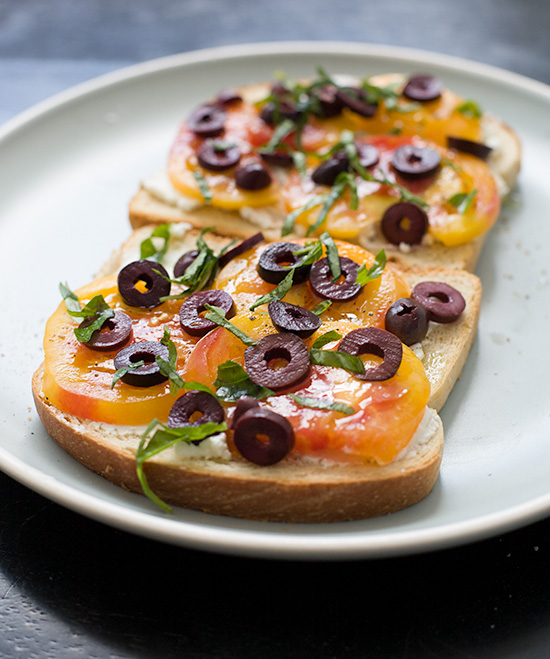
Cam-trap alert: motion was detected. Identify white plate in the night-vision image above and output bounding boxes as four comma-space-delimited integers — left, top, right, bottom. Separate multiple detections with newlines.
1, 42, 549, 560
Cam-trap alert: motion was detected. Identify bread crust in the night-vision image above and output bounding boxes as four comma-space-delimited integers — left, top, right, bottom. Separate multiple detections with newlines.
32, 366, 443, 523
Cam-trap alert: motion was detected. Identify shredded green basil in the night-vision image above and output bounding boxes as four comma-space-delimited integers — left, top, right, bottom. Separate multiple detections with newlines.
193, 169, 212, 204
311, 330, 342, 350
214, 360, 273, 402
203, 304, 257, 346
355, 249, 386, 286
310, 347, 365, 374
60, 283, 115, 343
448, 189, 477, 214
288, 393, 355, 416
456, 99, 482, 118
140, 224, 171, 262
136, 419, 228, 513
111, 360, 145, 389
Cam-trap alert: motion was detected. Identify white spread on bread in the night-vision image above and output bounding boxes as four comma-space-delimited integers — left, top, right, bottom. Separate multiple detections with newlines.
142, 171, 202, 213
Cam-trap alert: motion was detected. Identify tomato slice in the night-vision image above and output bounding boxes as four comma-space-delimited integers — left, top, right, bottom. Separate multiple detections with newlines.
281, 134, 500, 245
182, 313, 430, 464
167, 101, 281, 209
42, 277, 200, 425
350, 73, 483, 145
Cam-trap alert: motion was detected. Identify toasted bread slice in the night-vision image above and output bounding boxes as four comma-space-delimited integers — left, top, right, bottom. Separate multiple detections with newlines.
129, 75, 520, 272
32, 365, 443, 523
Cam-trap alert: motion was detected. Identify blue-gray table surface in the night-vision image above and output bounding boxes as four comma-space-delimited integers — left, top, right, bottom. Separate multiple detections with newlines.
1, 1, 549, 657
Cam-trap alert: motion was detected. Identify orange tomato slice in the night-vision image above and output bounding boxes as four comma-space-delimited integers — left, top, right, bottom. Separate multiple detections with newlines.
42, 277, 199, 425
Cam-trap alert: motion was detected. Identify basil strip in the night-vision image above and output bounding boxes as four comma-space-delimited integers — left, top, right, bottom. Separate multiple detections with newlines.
310, 347, 365, 374
140, 224, 171, 262
193, 169, 212, 204
203, 304, 256, 346
311, 300, 332, 316
288, 393, 355, 416
111, 360, 145, 389
311, 330, 342, 349
136, 419, 228, 513
248, 239, 322, 311
161, 227, 222, 298
214, 360, 273, 402
448, 189, 477, 214
319, 231, 341, 281
259, 118, 295, 154
340, 130, 429, 209
157, 327, 212, 394
456, 99, 482, 118
60, 284, 115, 342
355, 249, 386, 286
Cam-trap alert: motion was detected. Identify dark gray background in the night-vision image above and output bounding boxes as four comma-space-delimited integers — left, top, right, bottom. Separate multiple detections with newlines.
1, 1, 549, 657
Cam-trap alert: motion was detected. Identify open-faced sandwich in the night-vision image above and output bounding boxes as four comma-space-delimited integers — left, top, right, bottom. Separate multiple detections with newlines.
33, 224, 481, 522
130, 68, 521, 271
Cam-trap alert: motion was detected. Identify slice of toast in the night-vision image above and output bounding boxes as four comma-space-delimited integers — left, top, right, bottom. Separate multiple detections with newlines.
129, 74, 521, 272
32, 225, 479, 522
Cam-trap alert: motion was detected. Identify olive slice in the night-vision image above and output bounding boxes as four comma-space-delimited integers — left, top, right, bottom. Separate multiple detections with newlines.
113, 341, 169, 387
218, 232, 264, 269
336, 87, 378, 117
187, 103, 226, 138
355, 143, 380, 169
179, 289, 235, 337
215, 89, 243, 106
412, 281, 466, 323
311, 84, 344, 118
338, 327, 403, 381
267, 300, 322, 338
385, 297, 429, 345
309, 256, 362, 302
81, 309, 133, 352
447, 136, 493, 161
257, 242, 312, 285
233, 407, 295, 466
234, 162, 272, 190
402, 74, 443, 102
168, 390, 225, 430
244, 332, 310, 390
391, 144, 441, 180
260, 100, 302, 125
381, 202, 428, 246
197, 140, 241, 172
230, 395, 260, 429
311, 152, 350, 186
173, 250, 199, 278
260, 150, 294, 168
117, 260, 171, 308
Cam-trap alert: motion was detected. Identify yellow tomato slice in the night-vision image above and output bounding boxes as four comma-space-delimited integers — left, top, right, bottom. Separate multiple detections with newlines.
167, 101, 280, 209
350, 74, 482, 145
42, 277, 199, 425
281, 134, 500, 245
